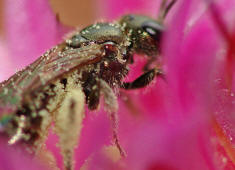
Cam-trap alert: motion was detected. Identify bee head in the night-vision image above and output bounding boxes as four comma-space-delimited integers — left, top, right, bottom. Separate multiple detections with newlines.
119, 15, 164, 56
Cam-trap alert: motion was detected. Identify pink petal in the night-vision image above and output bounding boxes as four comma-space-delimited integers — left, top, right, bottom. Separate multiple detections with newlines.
125, 122, 216, 170
0, 138, 50, 170
86, 121, 217, 170
208, 1, 235, 164
0, 39, 12, 81
163, 0, 220, 122
100, 0, 159, 19
3, 0, 66, 77
75, 108, 111, 169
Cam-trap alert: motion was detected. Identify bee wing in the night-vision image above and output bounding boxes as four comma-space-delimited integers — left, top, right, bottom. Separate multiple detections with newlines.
24, 43, 104, 90
0, 43, 104, 114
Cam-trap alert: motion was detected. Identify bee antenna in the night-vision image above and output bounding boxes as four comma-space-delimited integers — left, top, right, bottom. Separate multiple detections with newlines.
158, 0, 177, 22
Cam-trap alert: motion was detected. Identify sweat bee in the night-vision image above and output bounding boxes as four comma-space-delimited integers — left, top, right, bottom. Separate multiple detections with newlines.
0, 0, 176, 169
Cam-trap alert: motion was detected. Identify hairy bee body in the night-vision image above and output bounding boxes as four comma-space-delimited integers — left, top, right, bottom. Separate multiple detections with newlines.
0, 16, 161, 169
0, 1, 176, 169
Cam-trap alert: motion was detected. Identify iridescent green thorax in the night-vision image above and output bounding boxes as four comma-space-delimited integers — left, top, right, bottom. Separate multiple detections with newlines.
68, 23, 126, 48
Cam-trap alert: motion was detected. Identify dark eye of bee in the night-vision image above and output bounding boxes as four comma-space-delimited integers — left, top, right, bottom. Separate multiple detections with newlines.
141, 21, 164, 42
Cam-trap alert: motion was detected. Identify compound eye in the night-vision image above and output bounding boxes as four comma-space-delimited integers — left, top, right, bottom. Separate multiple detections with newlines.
142, 21, 164, 42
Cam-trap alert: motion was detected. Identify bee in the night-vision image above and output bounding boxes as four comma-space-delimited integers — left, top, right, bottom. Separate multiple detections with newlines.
0, 0, 176, 170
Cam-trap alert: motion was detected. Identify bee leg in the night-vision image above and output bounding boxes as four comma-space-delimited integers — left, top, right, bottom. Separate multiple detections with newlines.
99, 79, 126, 157
54, 85, 85, 170
122, 68, 164, 90
83, 78, 125, 157
87, 79, 100, 110
82, 72, 100, 110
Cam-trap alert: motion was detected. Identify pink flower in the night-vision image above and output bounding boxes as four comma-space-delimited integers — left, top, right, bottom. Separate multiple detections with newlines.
1, 0, 235, 170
